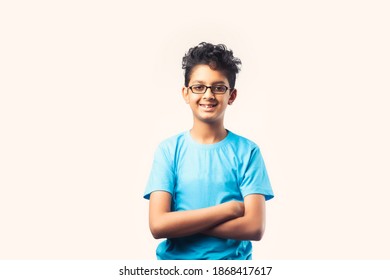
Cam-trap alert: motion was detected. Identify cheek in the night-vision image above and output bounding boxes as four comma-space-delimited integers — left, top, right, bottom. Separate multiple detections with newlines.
190, 96, 201, 103
221, 97, 230, 104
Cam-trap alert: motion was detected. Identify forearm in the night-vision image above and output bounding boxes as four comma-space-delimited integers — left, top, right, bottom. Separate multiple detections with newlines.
202, 215, 264, 241
150, 200, 244, 239
202, 194, 266, 241
151, 206, 229, 239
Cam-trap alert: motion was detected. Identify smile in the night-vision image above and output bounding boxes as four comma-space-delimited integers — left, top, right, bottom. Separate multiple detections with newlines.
199, 104, 217, 108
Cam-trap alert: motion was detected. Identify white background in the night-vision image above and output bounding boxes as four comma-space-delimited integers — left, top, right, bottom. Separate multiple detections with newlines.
1, 0, 389, 259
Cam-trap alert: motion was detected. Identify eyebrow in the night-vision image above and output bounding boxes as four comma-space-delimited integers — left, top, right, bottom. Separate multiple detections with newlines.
191, 80, 227, 85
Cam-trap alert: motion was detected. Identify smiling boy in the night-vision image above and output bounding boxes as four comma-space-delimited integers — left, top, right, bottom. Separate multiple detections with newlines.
144, 42, 274, 260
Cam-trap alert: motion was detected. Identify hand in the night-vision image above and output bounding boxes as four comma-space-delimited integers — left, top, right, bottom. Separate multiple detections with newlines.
224, 200, 245, 218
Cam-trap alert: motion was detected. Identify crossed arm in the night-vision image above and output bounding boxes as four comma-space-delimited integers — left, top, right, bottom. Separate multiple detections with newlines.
148, 191, 266, 241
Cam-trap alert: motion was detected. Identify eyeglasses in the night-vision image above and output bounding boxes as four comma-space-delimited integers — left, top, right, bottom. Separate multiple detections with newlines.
188, 84, 232, 94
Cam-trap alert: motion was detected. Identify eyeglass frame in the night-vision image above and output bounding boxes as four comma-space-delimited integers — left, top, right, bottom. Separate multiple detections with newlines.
187, 84, 234, 95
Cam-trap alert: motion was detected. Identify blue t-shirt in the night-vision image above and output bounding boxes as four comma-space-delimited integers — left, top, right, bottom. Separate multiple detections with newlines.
144, 130, 274, 260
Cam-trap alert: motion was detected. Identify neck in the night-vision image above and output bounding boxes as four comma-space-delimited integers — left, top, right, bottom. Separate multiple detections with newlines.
190, 121, 227, 144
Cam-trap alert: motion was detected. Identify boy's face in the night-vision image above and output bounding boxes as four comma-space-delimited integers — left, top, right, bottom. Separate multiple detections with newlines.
182, 64, 237, 125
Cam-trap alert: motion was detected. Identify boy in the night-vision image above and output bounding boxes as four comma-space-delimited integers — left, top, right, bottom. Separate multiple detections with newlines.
144, 42, 274, 260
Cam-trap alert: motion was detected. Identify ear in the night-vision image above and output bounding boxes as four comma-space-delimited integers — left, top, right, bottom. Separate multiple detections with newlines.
182, 86, 190, 104
228, 88, 237, 105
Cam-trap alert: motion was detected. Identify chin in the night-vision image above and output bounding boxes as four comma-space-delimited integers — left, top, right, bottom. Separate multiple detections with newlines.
197, 116, 223, 124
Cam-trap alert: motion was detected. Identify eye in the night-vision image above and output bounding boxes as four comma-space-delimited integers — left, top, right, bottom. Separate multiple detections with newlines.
212, 85, 227, 92
192, 85, 206, 91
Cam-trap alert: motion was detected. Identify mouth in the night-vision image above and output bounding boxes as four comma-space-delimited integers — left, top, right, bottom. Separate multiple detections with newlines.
199, 104, 217, 108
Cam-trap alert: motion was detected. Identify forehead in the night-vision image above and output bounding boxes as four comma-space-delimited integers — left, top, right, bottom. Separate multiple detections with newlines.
189, 64, 229, 84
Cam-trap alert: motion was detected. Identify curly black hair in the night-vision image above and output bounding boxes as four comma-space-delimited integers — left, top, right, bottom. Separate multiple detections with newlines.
182, 42, 242, 88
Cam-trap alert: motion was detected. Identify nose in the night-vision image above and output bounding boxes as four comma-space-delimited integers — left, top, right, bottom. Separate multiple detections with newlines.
203, 87, 215, 99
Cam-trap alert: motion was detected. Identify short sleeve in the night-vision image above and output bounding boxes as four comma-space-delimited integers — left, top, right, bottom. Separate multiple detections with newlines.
143, 143, 175, 200
239, 146, 274, 201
